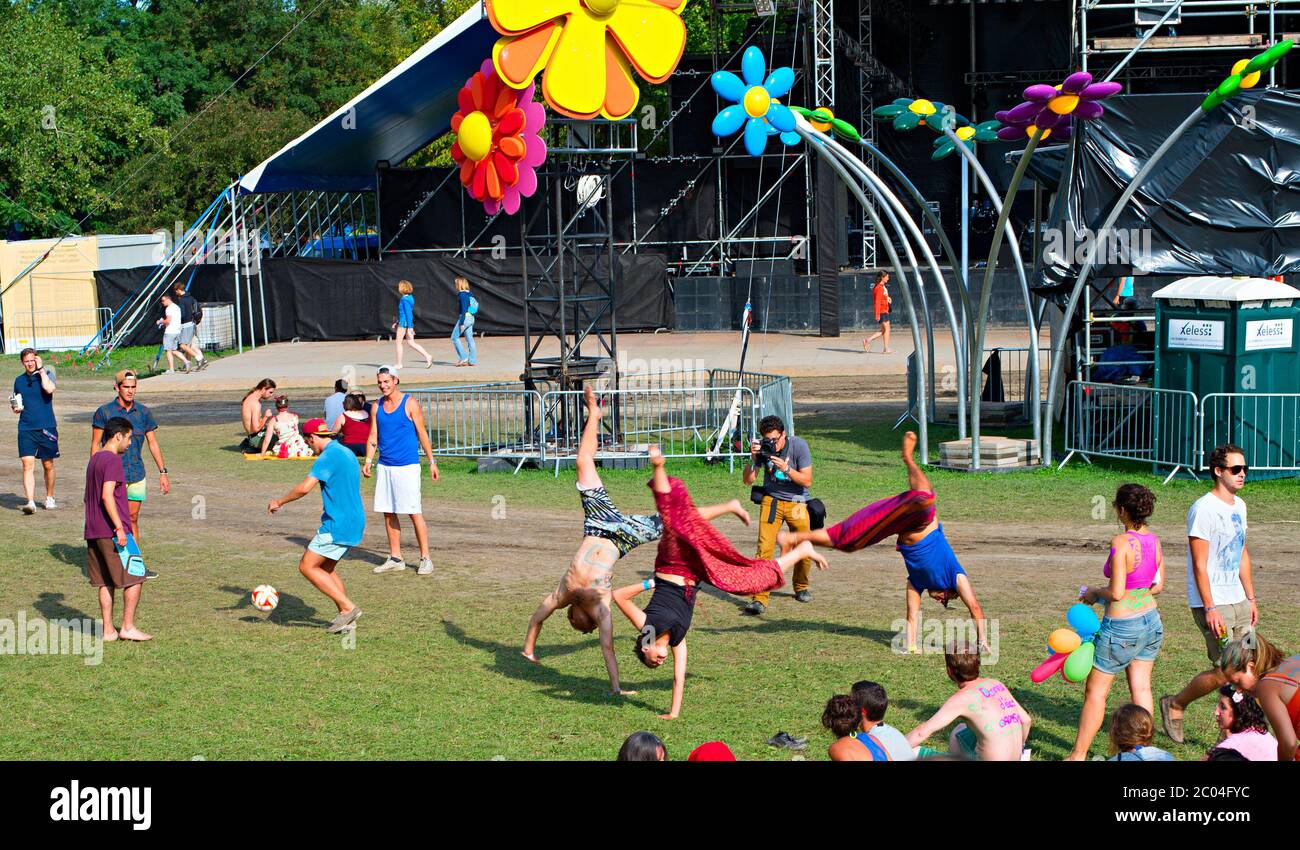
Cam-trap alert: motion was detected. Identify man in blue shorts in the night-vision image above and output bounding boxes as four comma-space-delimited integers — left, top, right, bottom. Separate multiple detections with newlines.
91, 370, 171, 577
10, 348, 59, 514
269, 418, 365, 633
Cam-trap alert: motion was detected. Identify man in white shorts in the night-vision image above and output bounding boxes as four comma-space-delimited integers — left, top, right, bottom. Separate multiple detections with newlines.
363, 366, 438, 575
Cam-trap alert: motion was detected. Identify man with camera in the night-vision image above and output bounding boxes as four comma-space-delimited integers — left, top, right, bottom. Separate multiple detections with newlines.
741, 415, 816, 616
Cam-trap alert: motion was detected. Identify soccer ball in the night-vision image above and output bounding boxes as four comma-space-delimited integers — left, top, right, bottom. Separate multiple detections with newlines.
251, 584, 279, 612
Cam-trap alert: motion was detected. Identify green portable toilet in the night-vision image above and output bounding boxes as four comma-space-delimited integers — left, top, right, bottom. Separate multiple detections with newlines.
1153, 276, 1300, 478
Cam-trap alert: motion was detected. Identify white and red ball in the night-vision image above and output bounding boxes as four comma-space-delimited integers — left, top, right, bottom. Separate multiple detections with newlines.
251, 584, 279, 612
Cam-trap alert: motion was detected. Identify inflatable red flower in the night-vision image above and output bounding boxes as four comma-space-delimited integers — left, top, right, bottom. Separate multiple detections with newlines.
451, 61, 549, 215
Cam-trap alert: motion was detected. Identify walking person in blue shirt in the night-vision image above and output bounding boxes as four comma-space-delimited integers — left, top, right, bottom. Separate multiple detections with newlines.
452, 277, 478, 367
269, 418, 365, 633
392, 280, 432, 370
10, 348, 59, 514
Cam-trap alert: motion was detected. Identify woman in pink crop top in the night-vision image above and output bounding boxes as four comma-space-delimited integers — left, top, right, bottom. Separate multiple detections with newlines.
1066, 484, 1167, 760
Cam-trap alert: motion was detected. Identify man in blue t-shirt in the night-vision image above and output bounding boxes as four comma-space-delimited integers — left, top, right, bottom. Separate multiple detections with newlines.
90, 370, 170, 549
269, 418, 365, 634
10, 348, 59, 514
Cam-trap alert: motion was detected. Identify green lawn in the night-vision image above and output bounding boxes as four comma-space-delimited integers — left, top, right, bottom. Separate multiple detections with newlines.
0, 345, 230, 387
0, 403, 1295, 761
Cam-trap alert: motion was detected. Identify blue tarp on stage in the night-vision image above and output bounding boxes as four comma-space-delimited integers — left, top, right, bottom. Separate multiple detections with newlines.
239, 4, 495, 194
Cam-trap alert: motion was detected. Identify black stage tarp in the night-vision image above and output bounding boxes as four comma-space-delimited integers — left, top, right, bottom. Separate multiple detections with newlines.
1034, 90, 1300, 291
96, 255, 672, 347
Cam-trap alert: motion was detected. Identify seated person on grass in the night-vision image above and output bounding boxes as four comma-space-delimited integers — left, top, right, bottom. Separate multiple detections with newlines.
1107, 704, 1175, 761
822, 680, 916, 762
522, 388, 752, 697
611, 445, 827, 719
778, 430, 988, 653
906, 641, 1032, 761
240, 379, 277, 453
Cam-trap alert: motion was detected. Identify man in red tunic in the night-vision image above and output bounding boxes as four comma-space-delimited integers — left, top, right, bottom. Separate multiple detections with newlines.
613, 446, 827, 718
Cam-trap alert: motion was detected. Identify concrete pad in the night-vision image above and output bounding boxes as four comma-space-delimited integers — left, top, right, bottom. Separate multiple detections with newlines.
141, 327, 1049, 392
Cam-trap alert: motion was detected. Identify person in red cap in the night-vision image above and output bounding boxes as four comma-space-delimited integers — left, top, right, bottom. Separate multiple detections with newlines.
268, 418, 366, 633
687, 741, 736, 761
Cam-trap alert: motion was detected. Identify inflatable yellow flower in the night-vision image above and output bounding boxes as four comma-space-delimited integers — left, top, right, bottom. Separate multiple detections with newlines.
486, 0, 688, 121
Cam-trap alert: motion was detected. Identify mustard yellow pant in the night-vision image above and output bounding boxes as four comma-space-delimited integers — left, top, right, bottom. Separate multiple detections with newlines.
751, 496, 812, 606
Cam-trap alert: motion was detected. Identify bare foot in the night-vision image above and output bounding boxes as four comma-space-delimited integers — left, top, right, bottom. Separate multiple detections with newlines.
614, 689, 639, 696
862, 339, 870, 352
797, 541, 829, 571
118, 627, 153, 641
657, 713, 678, 720
521, 651, 538, 663
729, 499, 751, 526
902, 430, 918, 462
583, 385, 603, 421
882, 348, 896, 354
102, 629, 119, 643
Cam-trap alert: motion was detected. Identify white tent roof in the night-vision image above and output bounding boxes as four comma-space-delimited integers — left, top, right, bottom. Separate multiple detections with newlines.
1151, 276, 1300, 302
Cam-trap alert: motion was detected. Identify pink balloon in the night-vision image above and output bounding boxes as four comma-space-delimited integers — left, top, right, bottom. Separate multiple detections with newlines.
1031, 653, 1069, 684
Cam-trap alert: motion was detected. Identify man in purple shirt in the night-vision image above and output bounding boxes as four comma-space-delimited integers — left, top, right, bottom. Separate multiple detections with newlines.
85, 417, 151, 642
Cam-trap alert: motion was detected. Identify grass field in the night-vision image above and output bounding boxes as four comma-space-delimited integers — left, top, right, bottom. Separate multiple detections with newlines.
0, 381, 1296, 761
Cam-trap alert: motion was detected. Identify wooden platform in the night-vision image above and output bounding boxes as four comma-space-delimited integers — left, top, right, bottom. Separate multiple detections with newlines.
1092, 33, 1299, 51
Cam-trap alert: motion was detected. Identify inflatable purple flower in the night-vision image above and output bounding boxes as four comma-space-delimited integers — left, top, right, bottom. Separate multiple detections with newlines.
995, 72, 1122, 142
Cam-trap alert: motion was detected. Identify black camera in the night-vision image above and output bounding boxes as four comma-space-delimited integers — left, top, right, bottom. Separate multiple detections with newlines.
758, 437, 780, 458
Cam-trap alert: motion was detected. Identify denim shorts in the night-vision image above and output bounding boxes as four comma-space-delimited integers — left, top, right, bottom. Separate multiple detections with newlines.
1092, 609, 1164, 675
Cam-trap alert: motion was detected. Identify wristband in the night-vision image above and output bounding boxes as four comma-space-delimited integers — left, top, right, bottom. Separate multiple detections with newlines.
1246, 596, 1256, 603
159, 467, 168, 475
642, 578, 655, 591
1205, 606, 1218, 613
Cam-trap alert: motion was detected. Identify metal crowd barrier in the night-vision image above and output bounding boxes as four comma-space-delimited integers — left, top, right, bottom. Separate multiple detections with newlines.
709, 369, 794, 436
410, 387, 543, 468
7, 307, 112, 352
1061, 381, 1200, 483
1199, 393, 1300, 473
542, 385, 758, 474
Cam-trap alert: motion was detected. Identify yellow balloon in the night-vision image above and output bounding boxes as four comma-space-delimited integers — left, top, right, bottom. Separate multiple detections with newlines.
1049, 628, 1082, 655
956, 125, 976, 141
457, 111, 493, 163
1231, 58, 1263, 89
811, 107, 835, 132
744, 86, 770, 118
910, 99, 937, 116
1048, 94, 1080, 115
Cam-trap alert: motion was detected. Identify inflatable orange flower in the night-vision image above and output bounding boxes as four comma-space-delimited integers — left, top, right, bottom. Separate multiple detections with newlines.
451, 61, 548, 214
486, 0, 688, 121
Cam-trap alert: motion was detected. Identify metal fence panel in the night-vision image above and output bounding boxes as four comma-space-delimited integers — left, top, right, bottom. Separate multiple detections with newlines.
409, 388, 542, 460
709, 369, 794, 436
1062, 381, 1199, 478
543, 386, 757, 462
1199, 393, 1300, 472
5, 307, 112, 353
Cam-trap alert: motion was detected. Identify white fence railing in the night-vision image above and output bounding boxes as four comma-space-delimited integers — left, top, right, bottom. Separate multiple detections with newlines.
1061, 382, 1300, 481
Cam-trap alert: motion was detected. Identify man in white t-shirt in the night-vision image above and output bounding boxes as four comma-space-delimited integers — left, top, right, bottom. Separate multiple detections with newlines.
1160, 444, 1258, 744
155, 293, 190, 373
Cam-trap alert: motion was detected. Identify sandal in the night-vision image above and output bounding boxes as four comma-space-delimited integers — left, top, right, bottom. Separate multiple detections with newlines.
1159, 694, 1185, 744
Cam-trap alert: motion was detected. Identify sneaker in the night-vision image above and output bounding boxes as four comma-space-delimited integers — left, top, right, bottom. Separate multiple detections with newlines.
741, 600, 766, 616
766, 731, 808, 751
144, 569, 159, 579
372, 556, 406, 574
794, 590, 812, 603
196, 358, 208, 371
43, 497, 56, 510
417, 557, 434, 576
327, 607, 362, 633
21, 501, 36, 515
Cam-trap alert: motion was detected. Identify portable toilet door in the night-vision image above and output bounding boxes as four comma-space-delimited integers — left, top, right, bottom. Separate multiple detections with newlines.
1153, 276, 1300, 479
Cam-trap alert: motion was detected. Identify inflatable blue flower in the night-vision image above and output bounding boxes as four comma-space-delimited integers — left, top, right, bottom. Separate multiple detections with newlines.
711, 46, 798, 156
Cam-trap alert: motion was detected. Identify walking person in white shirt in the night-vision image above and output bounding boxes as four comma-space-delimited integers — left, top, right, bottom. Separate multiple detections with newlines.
1159, 444, 1259, 744
156, 293, 190, 373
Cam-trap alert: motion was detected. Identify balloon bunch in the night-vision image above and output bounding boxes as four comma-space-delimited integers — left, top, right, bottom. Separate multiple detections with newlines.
1030, 603, 1100, 684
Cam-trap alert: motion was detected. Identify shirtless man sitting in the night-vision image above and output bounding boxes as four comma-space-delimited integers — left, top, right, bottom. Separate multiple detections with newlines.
907, 641, 1032, 761
522, 386, 751, 696
240, 379, 277, 453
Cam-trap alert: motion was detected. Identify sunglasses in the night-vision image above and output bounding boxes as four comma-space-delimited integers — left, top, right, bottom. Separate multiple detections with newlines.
1218, 465, 1249, 476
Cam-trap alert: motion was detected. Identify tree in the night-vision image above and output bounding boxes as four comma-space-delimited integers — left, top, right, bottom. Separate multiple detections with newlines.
0, 6, 162, 237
